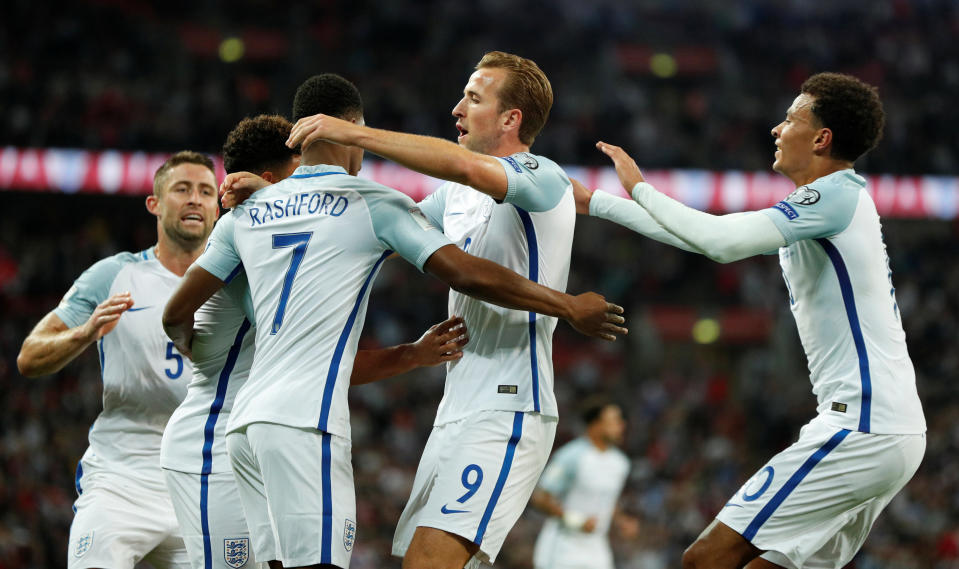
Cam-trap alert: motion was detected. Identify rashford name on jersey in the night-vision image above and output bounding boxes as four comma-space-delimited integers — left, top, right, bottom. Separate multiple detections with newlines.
247, 191, 349, 226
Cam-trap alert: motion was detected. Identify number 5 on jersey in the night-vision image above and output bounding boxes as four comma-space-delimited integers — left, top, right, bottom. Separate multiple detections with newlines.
271, 232, 313, 335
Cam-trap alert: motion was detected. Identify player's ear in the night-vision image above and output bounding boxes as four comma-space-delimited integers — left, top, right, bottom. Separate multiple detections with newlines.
260, 171, 275, 183
502, 108, 522, 133
813, 127, 833, 155
146, 194, 160, 216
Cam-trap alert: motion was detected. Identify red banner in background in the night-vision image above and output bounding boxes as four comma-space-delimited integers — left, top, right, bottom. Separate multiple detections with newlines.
3, 147, 957, 218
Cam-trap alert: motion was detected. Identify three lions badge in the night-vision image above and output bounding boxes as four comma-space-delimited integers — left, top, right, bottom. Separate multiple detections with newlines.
224, 537, 250, 568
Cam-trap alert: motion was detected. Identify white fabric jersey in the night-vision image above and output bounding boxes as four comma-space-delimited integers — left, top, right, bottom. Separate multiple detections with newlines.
418, 152, 574, 425
533, 437, 630, 569
160, 271, 255, 474
55, 247, 192, 486
197, 164, 451, 439
760, 169, 925, 434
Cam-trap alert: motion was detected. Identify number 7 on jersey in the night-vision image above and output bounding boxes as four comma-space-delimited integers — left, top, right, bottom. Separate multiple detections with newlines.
271, 232, 313, 334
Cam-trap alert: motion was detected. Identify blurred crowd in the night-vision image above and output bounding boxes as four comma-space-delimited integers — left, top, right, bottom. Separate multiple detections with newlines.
1, 0, 958, 174
1, 193, 957, 568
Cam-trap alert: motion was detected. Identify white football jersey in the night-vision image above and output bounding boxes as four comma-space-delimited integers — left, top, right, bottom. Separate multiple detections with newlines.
55, 247, 192, 486
533, 437, 630, 568
196, 164, 451, 440
160, 271, 255, 474
418, 152, 574, 425
761, 169, 925, 434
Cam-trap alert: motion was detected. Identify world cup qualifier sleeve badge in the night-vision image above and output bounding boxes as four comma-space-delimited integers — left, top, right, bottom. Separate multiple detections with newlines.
224, 537, 250, 568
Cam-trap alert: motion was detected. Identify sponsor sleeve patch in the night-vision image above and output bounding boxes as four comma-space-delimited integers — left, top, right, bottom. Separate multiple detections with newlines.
503, 156, 523, 173
408, 207, 436, 231
773, 201, 799, 220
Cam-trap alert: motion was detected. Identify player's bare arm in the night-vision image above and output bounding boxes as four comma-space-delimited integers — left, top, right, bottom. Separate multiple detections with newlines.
162, 264, 226, 359
287, 114, 510, 200
350, 316, 469, 386
17, 292, 134, 377
597, 141, 785, 263
424, 244, 626, 341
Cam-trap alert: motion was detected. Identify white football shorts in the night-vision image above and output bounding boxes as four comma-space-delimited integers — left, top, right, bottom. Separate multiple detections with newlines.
227, 422, 356, 569
164, 468, 267, 569
69, 462, 190, 569
718, 415, 925, 569
393, 410, 557, 564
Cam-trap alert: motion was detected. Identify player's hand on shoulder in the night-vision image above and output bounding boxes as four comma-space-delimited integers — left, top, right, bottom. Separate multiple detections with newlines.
287, 113, 354, 152
596, 141, 645, 193
570, 177, 594, 215
220, 172, 270, 208
567, 292, 627, 341
411, 316, 469, 366
82, 292, 134, 340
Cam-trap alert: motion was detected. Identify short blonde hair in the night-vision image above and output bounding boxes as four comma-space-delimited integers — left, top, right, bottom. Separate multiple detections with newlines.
153, 150, 215, 196
476, 51, 553, 146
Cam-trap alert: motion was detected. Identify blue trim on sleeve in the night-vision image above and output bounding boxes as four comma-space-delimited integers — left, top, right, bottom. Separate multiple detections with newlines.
321, 432, 333, 564
224, 263, 244, 285
742, 429, 850, 541
474, 412, 525, 544
514, 207, 541, 412
816, 238, 873, 433
318, 251, 391, 431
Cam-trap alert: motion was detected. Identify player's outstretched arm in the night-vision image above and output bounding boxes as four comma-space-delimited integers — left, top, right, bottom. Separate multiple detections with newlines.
287, 114, 510, 200
597, 141, 785, 263
424, 245, 627, 341
17, 292, 134, 377
162, 265, 226, 360
350, 316, 469, 386
572, 177, 699, 252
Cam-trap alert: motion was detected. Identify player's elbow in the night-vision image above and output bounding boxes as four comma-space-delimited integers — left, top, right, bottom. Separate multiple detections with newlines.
16, 345, 46, 377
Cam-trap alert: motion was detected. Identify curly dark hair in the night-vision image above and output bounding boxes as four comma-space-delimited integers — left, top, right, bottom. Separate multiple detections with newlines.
222, 114, 297, 175
581, 395, 621, 426
800, 72, 885, 163
292, 73, 363, 123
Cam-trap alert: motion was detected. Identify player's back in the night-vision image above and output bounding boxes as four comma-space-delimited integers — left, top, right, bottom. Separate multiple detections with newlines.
196, 163, 449, 440
55, 248, 192, 483
767, 169, 925, 435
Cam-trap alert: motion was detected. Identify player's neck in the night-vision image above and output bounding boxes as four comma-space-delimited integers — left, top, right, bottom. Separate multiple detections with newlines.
154, 234, 205, 277
487, 138, 529, 158
587, 431, 609, 451
301, 143, 349, 171
788, 157, 854, 187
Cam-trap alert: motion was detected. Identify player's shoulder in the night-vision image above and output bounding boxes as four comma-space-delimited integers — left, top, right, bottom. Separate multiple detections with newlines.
84, 249, 152, 279
503, 151, 567, 179
789, 169, 865, 207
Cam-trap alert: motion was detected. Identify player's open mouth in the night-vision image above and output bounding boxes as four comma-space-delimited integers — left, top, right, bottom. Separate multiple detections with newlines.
456, 124, 468, 139
181, 213, 204, 224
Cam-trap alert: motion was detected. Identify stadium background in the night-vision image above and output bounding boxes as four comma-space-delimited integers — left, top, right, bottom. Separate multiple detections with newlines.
2, 1, 957, 568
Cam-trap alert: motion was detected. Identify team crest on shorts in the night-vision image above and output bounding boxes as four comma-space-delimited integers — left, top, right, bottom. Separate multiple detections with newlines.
343, 519, 357, 551
74, 530, 94, 557
224, 537, 250, 568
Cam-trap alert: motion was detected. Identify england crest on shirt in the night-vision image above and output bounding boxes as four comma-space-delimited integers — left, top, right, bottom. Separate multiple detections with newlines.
74, 530, 94, 557
224, 537, 250, 568
344, 519, 357, 551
